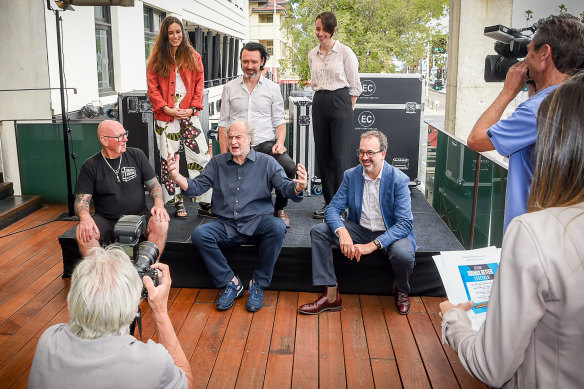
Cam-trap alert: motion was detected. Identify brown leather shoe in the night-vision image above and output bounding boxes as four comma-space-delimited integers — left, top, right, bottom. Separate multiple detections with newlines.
393, 284, 410, 315
274, 210, 291, 228
299, 287, 342, 315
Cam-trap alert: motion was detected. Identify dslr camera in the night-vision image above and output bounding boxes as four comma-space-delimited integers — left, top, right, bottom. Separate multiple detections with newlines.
483, 24, 537, 82
113, 215, 159, 298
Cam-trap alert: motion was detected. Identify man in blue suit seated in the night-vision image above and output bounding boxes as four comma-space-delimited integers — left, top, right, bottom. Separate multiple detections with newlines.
299, 130, 416, 315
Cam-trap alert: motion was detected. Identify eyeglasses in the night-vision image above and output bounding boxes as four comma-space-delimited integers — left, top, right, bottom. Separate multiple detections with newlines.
102, 131, 129, 141
357, 149, 383, 158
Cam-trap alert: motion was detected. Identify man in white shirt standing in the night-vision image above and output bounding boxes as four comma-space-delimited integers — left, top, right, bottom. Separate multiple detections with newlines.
299, 130, 416, 315
217, 42, 296, 227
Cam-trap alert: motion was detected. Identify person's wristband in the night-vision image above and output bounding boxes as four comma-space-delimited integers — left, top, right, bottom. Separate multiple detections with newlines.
373, 238, 383, 250
190, 107, 197, 116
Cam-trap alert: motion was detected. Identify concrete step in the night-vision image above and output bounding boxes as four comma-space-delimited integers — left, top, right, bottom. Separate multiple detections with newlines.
0, 182, 14, 202
0, 195, 43, 231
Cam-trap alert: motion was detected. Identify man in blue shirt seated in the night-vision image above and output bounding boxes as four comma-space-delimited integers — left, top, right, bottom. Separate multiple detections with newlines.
467, 13, 584, 231
168, 120, 307, 312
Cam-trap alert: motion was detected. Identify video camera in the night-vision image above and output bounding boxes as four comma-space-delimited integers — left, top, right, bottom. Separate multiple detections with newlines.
483, 24, 537, 82
113, 215, 159, 298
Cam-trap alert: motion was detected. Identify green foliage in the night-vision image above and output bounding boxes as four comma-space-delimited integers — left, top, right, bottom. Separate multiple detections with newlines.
524, 9, 533, 26
281, 0, 448, 81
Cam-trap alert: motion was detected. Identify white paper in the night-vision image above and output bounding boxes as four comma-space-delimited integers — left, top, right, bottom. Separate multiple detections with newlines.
433, 246, 501, 331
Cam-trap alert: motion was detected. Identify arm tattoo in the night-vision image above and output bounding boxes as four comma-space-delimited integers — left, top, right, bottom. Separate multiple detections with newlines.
146, 177, 163, 201
74, 193, 92, 216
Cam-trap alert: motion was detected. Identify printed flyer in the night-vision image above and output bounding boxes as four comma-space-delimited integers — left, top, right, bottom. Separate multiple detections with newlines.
433, 246, 501, 330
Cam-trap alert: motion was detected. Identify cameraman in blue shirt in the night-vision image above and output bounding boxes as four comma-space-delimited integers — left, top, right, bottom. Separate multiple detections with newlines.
467, 13, 584, 231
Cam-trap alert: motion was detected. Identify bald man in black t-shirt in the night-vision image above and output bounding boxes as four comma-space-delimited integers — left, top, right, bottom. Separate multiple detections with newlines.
75, 120, 169, 257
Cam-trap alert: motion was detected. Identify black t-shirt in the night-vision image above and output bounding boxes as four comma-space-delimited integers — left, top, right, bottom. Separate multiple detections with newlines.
76, 147, 155, 219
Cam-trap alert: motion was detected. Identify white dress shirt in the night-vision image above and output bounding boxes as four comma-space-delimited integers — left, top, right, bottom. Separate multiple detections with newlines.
308, 40, 362, 96
360, 164, 386, 232
218, 75, 285, 146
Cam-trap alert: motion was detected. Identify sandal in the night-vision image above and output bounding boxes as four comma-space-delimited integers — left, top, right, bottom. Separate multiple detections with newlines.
198, 202, 217, 218
174, 201, 188, 219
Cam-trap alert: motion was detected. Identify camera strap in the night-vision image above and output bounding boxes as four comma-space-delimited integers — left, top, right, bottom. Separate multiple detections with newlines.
134, 307, 143, 340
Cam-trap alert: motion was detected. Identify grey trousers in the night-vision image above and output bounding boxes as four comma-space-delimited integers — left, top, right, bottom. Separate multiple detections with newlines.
310, 220, 415, 293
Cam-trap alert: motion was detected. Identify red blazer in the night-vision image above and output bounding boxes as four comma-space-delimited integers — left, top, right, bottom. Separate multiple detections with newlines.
147, 49, 204, 123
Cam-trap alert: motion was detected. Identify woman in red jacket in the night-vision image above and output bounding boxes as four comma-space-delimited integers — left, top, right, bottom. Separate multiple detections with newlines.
147, 16, 212, 219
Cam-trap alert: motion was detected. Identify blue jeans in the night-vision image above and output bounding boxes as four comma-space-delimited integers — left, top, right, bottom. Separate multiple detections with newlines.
191, 214, 287, 288
310, 220, 415, 293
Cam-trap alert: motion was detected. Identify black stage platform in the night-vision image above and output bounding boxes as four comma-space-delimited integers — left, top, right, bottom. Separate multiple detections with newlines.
59, 189, 463, 296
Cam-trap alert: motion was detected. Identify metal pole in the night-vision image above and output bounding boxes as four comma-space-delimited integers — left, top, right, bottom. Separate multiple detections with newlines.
273, 0, 278, 81
55, 10, 75, 216
426, 42, 430, 97
469, 153, 482, 249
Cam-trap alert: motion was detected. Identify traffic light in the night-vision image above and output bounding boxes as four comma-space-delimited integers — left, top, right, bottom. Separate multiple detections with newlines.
433, 47, 445, 54
436, 68, 443, 79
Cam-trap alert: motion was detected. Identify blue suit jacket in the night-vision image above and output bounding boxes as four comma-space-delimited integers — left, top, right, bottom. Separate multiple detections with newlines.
324, 161, 416, 251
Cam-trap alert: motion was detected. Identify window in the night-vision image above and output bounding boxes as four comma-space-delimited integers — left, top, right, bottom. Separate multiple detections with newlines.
259, 14, 273, 23
95, 6, 114, 94
265, 40, 274, 56
144, 6, 166, 64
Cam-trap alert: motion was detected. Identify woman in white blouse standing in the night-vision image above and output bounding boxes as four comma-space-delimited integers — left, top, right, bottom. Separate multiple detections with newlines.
308, 11, 362, 219
440, 72, 584, 388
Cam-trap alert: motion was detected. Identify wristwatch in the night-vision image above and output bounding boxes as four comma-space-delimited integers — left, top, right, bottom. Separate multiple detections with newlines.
190, 107, 198, 116
373, 238, 382, 250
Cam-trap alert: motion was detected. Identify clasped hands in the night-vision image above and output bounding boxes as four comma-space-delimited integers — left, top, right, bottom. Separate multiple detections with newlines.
163, 106, 194, 120
337, 228, 377, 262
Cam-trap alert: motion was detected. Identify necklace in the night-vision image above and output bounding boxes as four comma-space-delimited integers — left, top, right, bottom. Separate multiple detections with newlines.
101, 151, 123, 184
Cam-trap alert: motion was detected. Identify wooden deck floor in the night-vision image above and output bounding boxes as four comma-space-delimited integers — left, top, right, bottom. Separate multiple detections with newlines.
0, 204, 486, 389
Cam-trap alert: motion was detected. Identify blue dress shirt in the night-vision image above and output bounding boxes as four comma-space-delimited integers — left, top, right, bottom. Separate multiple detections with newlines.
487, 85, 558, 231
184, 149, 303, 237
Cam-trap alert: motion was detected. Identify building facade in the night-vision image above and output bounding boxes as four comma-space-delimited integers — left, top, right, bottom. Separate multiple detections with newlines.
248, 0, 288, 81
0, 0, 249, 194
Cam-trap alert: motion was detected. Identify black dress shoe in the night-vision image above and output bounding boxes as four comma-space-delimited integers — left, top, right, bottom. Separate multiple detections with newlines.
313, 204, 327, 219
393, 284, 410, 315
298, 287, 342, 314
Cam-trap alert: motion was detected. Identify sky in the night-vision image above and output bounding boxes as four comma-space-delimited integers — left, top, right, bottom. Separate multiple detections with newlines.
512, 0, 584, 27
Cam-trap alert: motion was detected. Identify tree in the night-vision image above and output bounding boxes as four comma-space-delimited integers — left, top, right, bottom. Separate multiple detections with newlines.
524, 9, 533, 26
280, 0, 448, 82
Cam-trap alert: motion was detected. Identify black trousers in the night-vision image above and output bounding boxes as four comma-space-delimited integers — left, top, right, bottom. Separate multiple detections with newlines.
312, 88, 353, 204
253, 140, 297, 211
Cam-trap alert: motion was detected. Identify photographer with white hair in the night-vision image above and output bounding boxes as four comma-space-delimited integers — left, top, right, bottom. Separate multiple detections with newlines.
28, 246, 193, 389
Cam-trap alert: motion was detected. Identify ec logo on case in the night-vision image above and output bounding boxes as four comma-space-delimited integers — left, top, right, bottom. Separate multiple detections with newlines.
361, 80, 376, 96
358, 111, 375, 127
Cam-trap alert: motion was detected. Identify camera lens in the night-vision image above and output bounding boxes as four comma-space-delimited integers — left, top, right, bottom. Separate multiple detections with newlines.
484, 55, 519, 82
134, 241, 159, 273
494, 57, 519, 81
